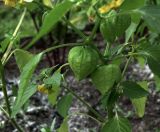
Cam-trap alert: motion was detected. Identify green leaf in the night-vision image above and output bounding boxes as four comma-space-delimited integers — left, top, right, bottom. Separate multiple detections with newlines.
47, 70, 62, 105
121, 0, 145, 11
28, 0, 73, 47
147, 57, 160, 77
136, 57, 146, 69
138, 43, 160, 77
131, 11, 141, 24
44, 70, 62, 87
131, 81, 148, 117
40, 127, 51, 132
125, 22, 137, 42
115, 14, 131, 37
100, 20, 116, 43
139, 43, 160, 61
136, 6, 160, 33
122, 81, 148, 99
48, 87, 60, 106
101, 89, 119, 115
12, 84, 37, 116
91, 64, 121, 95
0, 37, 11, 53
154, 75, 160, 91
101, 116, 132, 132
57, 93, 73, 118
58, 117, 68, 132
100, 92, 111, 109
14, 49, 33, 72
100, 12, 131, 43
11, 53, 43, 117
100, 11, 117, 43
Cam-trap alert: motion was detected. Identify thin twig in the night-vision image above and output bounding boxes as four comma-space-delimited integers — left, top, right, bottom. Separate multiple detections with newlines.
1, 8, 27, 65
62, 76, 105, 122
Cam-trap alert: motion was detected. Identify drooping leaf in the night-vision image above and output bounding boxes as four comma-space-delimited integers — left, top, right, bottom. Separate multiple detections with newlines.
122, 81, 148, 99
138, 43, 160, 77
48, 88, 60, 106
120, 0, 145, 11
106, 89, 119, 108
47, 70, 62, 105
139, 43, 160, 61
101, 116, 132, 132
100, 91, 111, 109
57, 93, 73, 118
11, 53, 43, 117
14, 49, 33, 72
131, 81, 148, 117
100, 20, 116, 43
58, 117, 68, 132
44, 70, 62, 87
147, 57, 160, 77
28, 0, 74, 48
91, 64, 121, 95
100, 11, 117, 43
155, 75, 160, 91
100, 89, 119, 118
136, 6, 160, 33
38, 66, 58, 80
100, 11, 131, 43
115, 14, 131, 37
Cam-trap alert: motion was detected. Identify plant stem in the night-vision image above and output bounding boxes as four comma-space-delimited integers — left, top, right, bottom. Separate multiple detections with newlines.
0, 62, 11, 115
66, 86, 105, 122
0, 62, 23, 132
0, 107, 23, 132
43, 43, 83, 54
122, 56, 132, 77
87, 17, 101, 43
106, 57, 132, 120
1, 8, 27, 65
63, 18, 87, 40
2, 49, 17, 65
58, 63, 69, 70
62, 77, 105, 122
106, 44, 134, 119
70, 112, 102, 124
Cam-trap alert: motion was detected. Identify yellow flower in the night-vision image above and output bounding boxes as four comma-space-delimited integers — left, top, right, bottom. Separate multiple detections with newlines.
37, 84, 49, 94
3, 0, 32, 7
4, 0, 17, 7
99, 0, 124, 14
99, 3, 113, 14
113, 0, 124, 8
